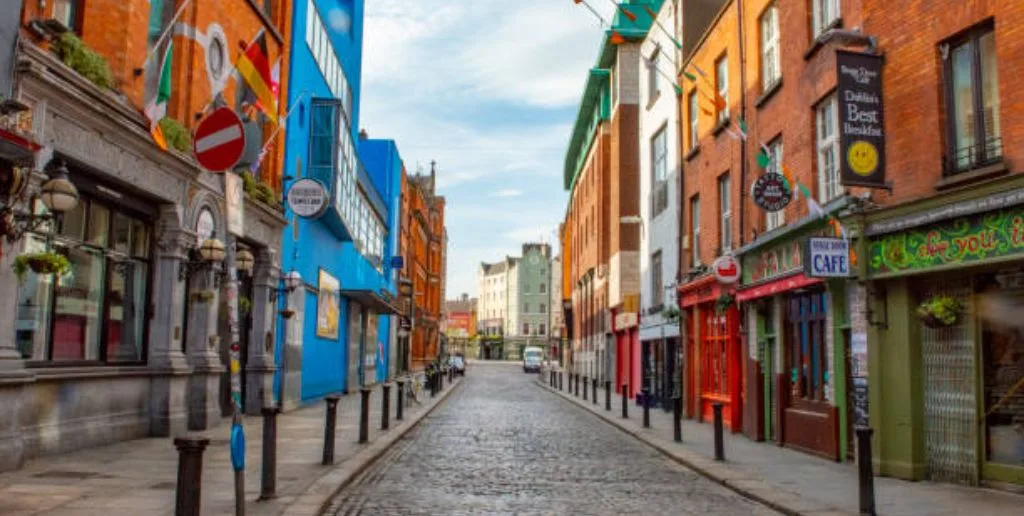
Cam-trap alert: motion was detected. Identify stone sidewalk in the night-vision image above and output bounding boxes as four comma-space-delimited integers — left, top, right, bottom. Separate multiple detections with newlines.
538, 371, 1024, 516
0, 376, 461, 516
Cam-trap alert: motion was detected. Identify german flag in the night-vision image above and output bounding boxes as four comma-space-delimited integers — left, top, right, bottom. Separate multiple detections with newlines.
236, 30, 278, 124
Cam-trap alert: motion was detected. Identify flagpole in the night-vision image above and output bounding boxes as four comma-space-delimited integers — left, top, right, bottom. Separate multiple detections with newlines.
147, 0, 193, 61
249, 90, 308, 173
575, 0, 610, 27
196, 29, 272, 121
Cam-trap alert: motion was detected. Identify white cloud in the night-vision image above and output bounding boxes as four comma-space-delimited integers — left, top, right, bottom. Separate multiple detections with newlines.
492, 189, 523, 198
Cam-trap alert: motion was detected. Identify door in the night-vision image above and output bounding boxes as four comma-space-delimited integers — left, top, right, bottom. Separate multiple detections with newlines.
701, 306, 740, 429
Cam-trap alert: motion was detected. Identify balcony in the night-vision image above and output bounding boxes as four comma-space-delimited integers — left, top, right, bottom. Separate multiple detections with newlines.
943, 137, 1003, 177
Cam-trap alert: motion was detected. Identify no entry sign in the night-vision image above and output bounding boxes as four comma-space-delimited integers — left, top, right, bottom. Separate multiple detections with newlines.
193, 107, 246, 172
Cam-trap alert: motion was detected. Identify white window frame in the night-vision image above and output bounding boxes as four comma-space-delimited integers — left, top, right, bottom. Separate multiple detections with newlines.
690, 196, 701, 266
766, 139, 785, 230
719, 175, 732, 253
716, 55, 729, 122
760, 4, 781, 91
813, 0, 840, 38
688, 91, 698, 150
816, 95, 842, 203
648, 50, 661, 103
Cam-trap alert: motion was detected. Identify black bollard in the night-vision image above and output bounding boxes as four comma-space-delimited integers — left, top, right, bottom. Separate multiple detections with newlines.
322, 395, 340, 465
583, 376, 588, 401
359, 387, 371, 444
643, 389, 651, 428
712, 402, 725, 461
605, 380, 612, 411
174, 436, 211, 516
592, 378, 597, 405
440, 368, 445, 390
559, 372, 563, 391
381, 383, 391, 431
621, 384, 629, 419
430, 372, 437, 398
259, 407, 280, 501
396, 379, 405, 421
856, 427, 876, 516
673, 396, 682, 443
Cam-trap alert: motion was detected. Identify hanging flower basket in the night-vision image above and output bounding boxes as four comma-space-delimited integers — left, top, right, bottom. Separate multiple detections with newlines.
662, 304, 682, 322
189, 290, 216, 304
715, 293, 735, 314
916, 295, 962, 328
12, 251, 71, 280
279, 308, 296, 319
239, 295, 252, 314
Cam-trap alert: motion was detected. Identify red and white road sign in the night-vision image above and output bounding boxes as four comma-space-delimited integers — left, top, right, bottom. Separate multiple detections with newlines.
193, 107, 246, 173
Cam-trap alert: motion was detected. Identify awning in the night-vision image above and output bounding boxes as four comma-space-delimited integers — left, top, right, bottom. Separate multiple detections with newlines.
0, 127, 40, 165
341, 289, 404, 315
679, 275, 724, 308
735, 272, 823, 302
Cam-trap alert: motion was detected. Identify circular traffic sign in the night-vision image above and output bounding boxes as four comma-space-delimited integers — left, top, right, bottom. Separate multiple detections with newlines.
713, 255, 741, 284
193, 107, 246, 172
287, 178, 329, 218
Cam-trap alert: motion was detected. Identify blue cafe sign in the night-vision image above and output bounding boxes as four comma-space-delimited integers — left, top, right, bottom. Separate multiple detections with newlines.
805, 237, 851, 278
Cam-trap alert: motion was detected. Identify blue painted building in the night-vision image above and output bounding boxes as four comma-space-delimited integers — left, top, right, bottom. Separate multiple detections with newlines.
276, 0, 401, 408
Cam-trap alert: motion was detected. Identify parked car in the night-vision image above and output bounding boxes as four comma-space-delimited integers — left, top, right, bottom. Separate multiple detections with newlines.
523, 346, 543, 373
449, 354, 466, 376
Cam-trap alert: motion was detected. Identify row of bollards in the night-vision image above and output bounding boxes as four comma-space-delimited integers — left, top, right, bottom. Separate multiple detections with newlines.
175, 371, 459, 516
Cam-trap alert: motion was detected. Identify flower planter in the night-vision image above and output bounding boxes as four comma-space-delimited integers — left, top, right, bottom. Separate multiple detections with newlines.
279, 309, 296, 319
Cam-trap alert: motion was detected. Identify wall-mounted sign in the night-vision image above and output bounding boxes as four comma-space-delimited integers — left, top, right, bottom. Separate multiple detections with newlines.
751, 173, 792, 212
805, 237, 851, 278
196, 208, 215, 247
836, 50, 887, 189
712, 255, 741, 284
866, 187, 1024, 236
286, 178, 328, 218
868, 206, 1024, 275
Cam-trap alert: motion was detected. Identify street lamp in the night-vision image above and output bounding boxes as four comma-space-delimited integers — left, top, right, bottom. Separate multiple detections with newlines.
0, 160, 80, 243
179, 237, 227, 283
235, 248, 255, 275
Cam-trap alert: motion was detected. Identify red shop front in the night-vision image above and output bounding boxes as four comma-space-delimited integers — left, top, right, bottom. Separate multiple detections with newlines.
612, 306, 640, 399
680, 275, 742, 432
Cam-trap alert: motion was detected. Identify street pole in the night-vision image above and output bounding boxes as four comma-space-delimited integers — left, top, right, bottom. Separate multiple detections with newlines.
224, 235, 245, 516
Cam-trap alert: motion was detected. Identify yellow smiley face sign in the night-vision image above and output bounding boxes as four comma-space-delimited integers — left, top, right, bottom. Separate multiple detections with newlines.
847, 140, 879, 177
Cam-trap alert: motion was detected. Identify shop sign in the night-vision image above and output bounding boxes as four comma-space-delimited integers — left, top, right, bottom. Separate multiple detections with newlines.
868, 206, 1024, 275
286, 178, 328, 218
866, 187, 1024, 236
614, 311, 638, 330
751, 173, 792, 212
712, 255, 741, 284
836, 50, 887, 189
195, 208, 215, 247
805, 237, 851, 278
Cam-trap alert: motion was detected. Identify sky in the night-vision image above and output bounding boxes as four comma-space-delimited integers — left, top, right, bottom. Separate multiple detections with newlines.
360, 0, 617, 299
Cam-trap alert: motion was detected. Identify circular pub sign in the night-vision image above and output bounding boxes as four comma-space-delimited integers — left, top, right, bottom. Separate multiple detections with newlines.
712, 255, 741, 284
286, 178, 329, 218
751, 172, 792, 213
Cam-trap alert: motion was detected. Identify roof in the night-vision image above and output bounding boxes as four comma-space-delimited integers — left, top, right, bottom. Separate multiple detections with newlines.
563, 0, 664, 191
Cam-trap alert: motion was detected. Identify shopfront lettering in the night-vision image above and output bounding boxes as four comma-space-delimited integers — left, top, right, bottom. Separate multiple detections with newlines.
870, 208, 1024, 275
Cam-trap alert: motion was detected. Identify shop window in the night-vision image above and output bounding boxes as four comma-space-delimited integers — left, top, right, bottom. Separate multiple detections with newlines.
977, 275, 1024, 466
786, 290, 829, 401
17, 196, 152, 364
942, 23, 1001, 175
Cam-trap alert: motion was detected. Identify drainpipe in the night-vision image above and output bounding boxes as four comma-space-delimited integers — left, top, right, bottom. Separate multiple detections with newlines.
737, 0, 749, 248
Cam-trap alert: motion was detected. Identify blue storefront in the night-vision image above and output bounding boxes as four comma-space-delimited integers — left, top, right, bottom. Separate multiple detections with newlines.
275, 0, 401, 408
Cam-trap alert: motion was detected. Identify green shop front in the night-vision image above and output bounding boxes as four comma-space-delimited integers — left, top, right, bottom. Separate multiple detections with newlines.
861, 177, 1024, 487
735, 214, 854, 462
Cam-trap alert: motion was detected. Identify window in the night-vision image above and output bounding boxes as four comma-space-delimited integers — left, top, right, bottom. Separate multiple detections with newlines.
539, 324, 546, 335
524, 303, 529, 313
943, 24, 1001, 174
760, 4, 781, 90
648, 50, 661, 103
816, 96, 841, 202
16, 197, 151, 363
719, 175, 732, 252
651, 250, 663, 307
54, 0, 82, 34
766, 138, 785, 230
651, 126, 668, 217
523, 323, 530, 335
540, 283, 546, 293
688, 91, 699, 151
812, 0, 840, 38
309, 100, 340, 188
715, 55, 729, 122
540, 303, 546, 313
787, 290, 829, 401
690, 196, 701, 266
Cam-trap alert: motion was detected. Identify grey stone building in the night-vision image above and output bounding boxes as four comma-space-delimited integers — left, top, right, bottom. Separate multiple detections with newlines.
517, 243, 552, 340
0, 40, 285, 472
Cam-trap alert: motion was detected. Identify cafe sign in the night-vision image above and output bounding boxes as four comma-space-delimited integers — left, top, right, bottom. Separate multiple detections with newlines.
805, 237, 851, 278
836, 50, 887, 189
869, 206, 1024, 275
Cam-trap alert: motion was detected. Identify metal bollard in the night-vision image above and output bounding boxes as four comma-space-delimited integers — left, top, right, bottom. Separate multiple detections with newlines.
322, 395, 340, 465
559, 372, 563, 391
381, 383, 391, 431
439, 369, 445, 390
642, 389, 651, 428
583, 376, 588, 401
259, 407, 280, 501
592, 378, 597, 405
359, 387, 371, 444
621, 384, 629, 419
174, 436, 211, 516
673, 396, 682, 443
396, 379, 405, 421
605, 380, 612, 411
712, 402, 725, 461
856, 427, 877, 516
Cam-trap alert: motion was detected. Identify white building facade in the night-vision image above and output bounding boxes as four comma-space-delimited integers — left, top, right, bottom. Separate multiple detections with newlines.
477, 260, 511, 337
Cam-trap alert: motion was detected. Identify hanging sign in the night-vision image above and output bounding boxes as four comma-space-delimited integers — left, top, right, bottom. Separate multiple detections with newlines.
193, 107, 246, 172
751, 172, 792, 212
712, 255, 741, 284
805, 237, 851, 278
836, 50, 887, 189
286, 178, 328, 218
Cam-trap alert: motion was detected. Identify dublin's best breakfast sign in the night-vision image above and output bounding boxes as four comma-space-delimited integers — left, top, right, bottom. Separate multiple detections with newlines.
836, 50, 887, 190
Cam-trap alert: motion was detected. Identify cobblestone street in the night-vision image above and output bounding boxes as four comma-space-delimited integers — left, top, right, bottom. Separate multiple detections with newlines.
326, 362, 779, 515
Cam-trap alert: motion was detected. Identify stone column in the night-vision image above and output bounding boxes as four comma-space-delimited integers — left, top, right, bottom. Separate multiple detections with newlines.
280, 279, 304, 411
0, 227, 33, 471
245, 247, 278, 415
185, 265, 225, 430
149, 205, 194, 437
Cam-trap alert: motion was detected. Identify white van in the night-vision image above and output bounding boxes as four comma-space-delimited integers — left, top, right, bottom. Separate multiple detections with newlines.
523, 346, 543, 373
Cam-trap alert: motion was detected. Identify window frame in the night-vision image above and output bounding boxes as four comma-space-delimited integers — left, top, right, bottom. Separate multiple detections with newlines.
766, 137, 785, 230
688, 91, 699, 151
690, 195, 701, 266
715, 55, 729, 123
718, 174, 732, 253
651, 250, 663, 307
815, 95, 841, 203
812, 0, 840, 39
760, 3, 781, 91
942, 22, 1002, 175
648, 49, 661, 103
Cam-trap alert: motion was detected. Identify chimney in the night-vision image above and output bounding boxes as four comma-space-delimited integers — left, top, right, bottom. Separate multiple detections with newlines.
359, 129, 368, 140
429, 160, 437, 192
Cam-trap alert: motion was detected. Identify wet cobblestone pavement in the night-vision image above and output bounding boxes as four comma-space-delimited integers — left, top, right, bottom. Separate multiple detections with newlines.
326, 362, 779, 515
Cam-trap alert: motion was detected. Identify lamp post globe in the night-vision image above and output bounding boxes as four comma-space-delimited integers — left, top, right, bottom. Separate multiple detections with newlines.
284, 269, 302, 290
199, 238, 226, 263
236, 248, 255, 273
39, 166, 79, 214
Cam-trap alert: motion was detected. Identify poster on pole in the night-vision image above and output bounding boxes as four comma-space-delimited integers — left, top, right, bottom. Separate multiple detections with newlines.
225, 172, 244, 236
